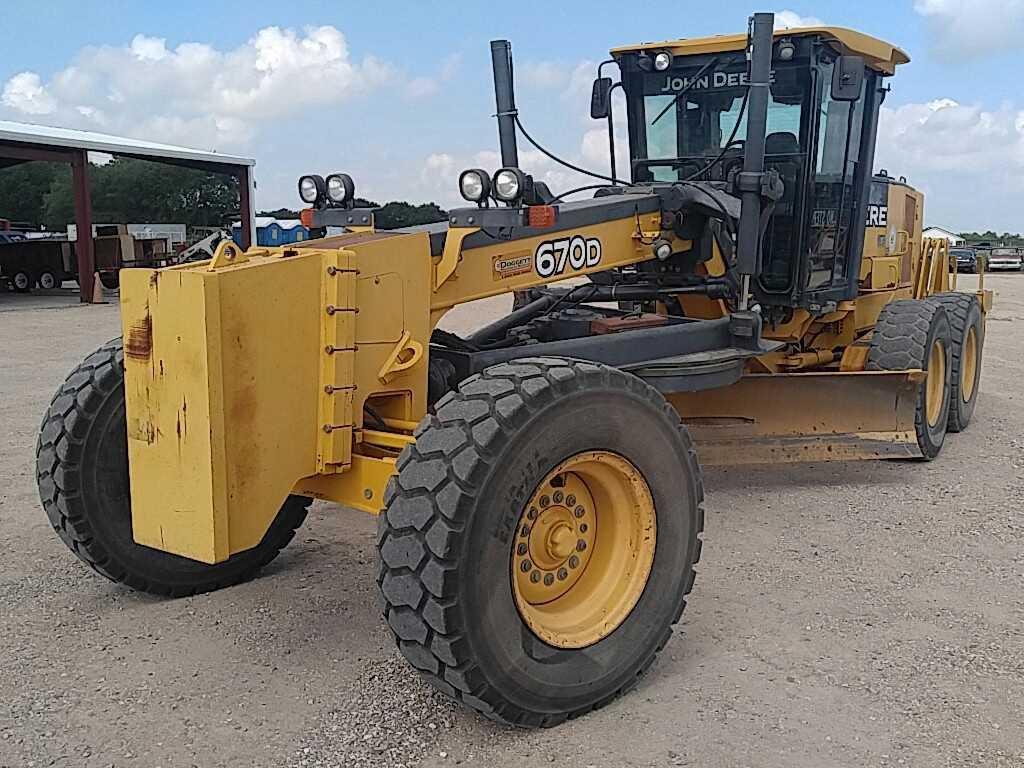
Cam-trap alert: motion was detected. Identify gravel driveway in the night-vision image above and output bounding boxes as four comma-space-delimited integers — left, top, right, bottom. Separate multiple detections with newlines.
1, 275, 1021, 768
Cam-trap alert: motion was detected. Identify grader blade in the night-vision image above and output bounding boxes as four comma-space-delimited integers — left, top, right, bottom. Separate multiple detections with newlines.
667, 370, 926, 464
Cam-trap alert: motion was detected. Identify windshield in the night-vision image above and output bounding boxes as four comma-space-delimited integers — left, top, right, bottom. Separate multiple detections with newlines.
633, 63, 808, 181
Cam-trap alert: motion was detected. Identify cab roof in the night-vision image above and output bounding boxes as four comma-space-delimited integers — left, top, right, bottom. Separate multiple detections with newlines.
611, 26, 909, 75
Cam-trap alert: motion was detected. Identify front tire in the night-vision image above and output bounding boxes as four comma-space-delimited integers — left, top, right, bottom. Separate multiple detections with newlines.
36, 338, 310, 596
377, 358, 704, 726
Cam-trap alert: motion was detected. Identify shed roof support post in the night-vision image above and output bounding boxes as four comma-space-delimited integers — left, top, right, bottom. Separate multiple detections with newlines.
238, 165, 256, 251
71, 150, 95, 303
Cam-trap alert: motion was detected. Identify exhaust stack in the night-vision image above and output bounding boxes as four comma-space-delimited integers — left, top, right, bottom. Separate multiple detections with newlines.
490, 39, 520, 168
735, 12, 775, 308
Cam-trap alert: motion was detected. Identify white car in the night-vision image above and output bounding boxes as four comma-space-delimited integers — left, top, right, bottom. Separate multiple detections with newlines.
985, 250, 1023, 271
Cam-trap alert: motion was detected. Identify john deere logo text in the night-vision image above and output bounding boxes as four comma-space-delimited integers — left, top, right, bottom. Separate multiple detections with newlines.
659, 70, 776, 92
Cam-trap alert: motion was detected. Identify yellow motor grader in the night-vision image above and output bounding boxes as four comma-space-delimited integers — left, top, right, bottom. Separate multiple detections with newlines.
37, 13, 990, 726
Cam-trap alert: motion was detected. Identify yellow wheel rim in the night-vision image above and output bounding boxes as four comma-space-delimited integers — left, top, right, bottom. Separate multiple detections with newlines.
510, 451, 656, 649
926, 338, 946, 427
961, 325, 979, 402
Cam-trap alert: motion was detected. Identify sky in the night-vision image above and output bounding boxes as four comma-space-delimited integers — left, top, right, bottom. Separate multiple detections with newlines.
2, 0, 1023, 232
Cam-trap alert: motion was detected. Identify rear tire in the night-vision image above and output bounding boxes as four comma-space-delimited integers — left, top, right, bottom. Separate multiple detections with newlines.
928, 293, 982, 432
37, 269, 60, 290
36, 338, 310, 596
377, 357, 704, 726
867, 299, 952, 459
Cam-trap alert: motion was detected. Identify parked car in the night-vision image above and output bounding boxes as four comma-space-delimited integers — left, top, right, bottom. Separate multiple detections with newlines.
952, 248, 977, 273
986, 248, 1024, 271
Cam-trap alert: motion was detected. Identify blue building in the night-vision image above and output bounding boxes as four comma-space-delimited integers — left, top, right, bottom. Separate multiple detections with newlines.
232, 217, 309, 247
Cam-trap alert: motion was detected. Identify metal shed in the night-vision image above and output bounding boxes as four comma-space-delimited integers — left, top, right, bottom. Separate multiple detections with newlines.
0, 120, 256, 302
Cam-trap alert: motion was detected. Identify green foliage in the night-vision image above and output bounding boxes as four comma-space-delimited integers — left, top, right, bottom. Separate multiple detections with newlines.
0, 162, 63, 225
258, 199, 448, 231
4, 158, 448, 233
40, 157, 239, 231
374, 201, 447, 229
959, 231, 1024, 247
257, 207, 302, 219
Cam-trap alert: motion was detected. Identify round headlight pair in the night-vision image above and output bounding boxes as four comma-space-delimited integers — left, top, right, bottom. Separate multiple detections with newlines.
298, 172, 355, 206
458, 167, 527, 204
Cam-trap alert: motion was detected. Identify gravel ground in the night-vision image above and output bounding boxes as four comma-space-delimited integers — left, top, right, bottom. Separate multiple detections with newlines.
1, 274, 1021, 768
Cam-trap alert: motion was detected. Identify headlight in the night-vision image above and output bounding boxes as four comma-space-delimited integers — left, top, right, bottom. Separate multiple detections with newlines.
492, 168, 526, 203
459, 168, 491, 203
653, 51, 673, 71
325, 173, 355, 205
298, 174, 325, 205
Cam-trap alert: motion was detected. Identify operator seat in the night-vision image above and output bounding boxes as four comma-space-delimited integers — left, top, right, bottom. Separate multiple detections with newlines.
762, 131, 802, 290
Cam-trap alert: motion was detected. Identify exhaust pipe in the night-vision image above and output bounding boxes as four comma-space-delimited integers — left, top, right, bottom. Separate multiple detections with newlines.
490, 40, 520, 168
735, 12, 774, 308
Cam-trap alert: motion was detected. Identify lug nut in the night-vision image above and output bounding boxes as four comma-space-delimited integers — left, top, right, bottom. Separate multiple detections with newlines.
544, 574, 555, 586
520, 525, 530, 537
569, 555, 580, 568
574, 506, 585, 518
517, 543, 528, 556
557, 568, 568, 581
540, 495, 551, 508
527, 507, 538, 520
579, 523, 588, 533
576, 539, 587, 552
566, 494, 576, 506
521, 559, 532, 572
552, 491, 564, 504
530, 570, 541, 583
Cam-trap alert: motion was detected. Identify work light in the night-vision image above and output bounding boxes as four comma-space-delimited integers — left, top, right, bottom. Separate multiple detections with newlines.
653, 51, 673, 71
325, 173, 355, 205
298, 174, 325, 205
459, 169, 491, 204
492, 168, 526, 203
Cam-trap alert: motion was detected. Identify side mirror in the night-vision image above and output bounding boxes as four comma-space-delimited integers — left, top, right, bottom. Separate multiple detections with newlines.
831, 55, 865, 101
590, 77, 613, 119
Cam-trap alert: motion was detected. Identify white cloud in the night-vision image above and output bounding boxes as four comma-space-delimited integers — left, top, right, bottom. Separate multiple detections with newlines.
876, 97, 1024, 229
1, 72, 57, 114
913, 0, 1024, 57
0, 25, 393, 149
404, 53, 462, 100
130, 34, 168, 62
774, 9, 824, 29
521, 61, 571, 90
411, 60, 629, 208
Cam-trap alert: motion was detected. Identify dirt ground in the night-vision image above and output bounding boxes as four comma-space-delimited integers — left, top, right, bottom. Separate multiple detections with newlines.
1, 274, 1022, 768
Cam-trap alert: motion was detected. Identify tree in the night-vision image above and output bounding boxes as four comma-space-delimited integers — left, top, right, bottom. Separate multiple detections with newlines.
258, 199, 448, 230
0, 162, 63, 226
374, 201, 447, 229
41, 157, 239, 231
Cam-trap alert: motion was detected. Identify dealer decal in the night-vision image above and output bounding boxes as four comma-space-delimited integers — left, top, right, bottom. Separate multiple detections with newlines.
534, 236, 602, 278
493, 252, 533, 280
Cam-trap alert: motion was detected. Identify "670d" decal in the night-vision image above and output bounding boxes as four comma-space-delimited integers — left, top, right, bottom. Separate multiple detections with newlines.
534, 236, 602, 278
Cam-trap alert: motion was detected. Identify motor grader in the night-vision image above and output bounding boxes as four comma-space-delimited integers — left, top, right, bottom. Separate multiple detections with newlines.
37, 13, 990, 726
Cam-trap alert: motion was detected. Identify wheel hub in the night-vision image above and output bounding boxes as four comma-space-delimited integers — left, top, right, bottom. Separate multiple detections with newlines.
513, 473, 596, 605
511, 450, 656, 649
